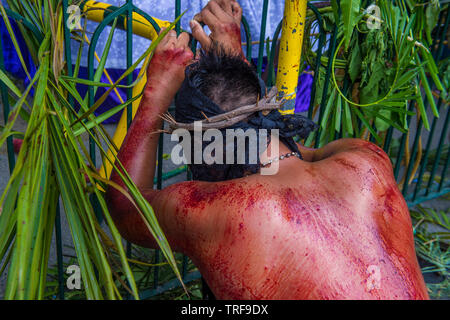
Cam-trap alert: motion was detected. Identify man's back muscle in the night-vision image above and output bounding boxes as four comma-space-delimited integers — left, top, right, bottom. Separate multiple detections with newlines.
175, 139, 429, 299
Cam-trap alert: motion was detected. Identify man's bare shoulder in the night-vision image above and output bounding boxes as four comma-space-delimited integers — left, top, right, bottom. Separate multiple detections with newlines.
328, 138, 392, 167
308, 138, 394, 181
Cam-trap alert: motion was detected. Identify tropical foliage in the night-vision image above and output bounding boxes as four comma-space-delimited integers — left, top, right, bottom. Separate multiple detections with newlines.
410, 204, 449, 299
0, 0, 185, 299
302, 0, 447, 147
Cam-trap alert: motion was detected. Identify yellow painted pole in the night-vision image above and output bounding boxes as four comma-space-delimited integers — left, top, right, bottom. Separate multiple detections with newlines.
276, 0, 307, 114
81, 0, 171, 41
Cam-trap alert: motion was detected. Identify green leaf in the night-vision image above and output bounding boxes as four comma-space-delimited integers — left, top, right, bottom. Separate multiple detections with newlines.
334, 94, 342, 133
414, 83, 430, 131
425, 0, 440, 45
59, 76, 131, 88
365, 61, 385, 93
416, 53, 439, 119
374, 109, 403, 132
91, 18, 118, 98
0, 68, 41, 148
304, 131, 315, 148
348, 41, 361, 82
352, 106, 382, 143
0, 69, 24, 98
320, 88, 336, 129
360, 82, 379, 105
0, 3, 31, 79
72, 93, 142, 136
420, 47, 447, 97
394, 68, 420, 90
341, 0, 360, 49
330, 0, 339, 22
343, 100, 353, 136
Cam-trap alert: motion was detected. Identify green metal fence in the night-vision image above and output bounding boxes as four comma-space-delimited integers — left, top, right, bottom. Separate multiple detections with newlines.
1, 0, 449, 299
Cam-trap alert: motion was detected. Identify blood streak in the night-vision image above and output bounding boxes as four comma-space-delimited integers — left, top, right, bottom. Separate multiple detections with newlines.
279, 188, 312, 224
334, 157, 358, 171
150, 48, 193, 68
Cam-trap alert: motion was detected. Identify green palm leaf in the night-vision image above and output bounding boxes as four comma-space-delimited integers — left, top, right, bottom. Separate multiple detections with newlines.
341, 0, 360, 49
0, 0, 187, 300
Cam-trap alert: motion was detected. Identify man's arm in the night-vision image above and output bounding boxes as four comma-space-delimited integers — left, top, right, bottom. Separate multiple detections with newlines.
105, 30, 194, 250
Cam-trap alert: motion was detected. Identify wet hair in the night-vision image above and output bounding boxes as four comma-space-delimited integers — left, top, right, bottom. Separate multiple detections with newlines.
189, 47, 261, 112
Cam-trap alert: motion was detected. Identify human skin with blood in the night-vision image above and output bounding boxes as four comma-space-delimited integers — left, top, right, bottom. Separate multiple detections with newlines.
106, 0, 429, 299
190, 0, 244, 59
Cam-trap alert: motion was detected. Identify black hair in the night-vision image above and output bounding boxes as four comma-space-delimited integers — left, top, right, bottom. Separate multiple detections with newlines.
189, 48, 261, 111
173, 47, 316, 182
174, 48, 265, 182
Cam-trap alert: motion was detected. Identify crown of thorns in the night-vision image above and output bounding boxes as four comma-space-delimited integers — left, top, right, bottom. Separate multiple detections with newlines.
160, 87, 286, 133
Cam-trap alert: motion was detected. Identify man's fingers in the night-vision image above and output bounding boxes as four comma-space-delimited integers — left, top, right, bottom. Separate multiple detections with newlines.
160, 29, 176, 49
208, 0, 230, 21
167, 29, 177, 37
158, 27, 168, 44
176, 32, 190, 48
158, 27, 176, 46
195, 48, 201, 60
189, 19, 212, 49
231, 1, 242, 21
216, 0, 233, 15
158, 27, 166, 35
200, 8, 219, 30
193, 12, 202, 23
158, 27, 166, 38
167, 29, 177, 42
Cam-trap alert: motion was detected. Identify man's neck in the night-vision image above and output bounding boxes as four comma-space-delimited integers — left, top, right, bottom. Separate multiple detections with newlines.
258, 138, 298, 174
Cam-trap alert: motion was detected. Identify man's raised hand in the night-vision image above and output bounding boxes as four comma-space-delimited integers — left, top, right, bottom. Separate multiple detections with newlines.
146, 29, 194, 99
190, 0, 244, 57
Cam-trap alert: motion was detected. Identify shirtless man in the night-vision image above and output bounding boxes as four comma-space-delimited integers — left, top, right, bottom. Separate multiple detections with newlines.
106, 0, 429, 299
